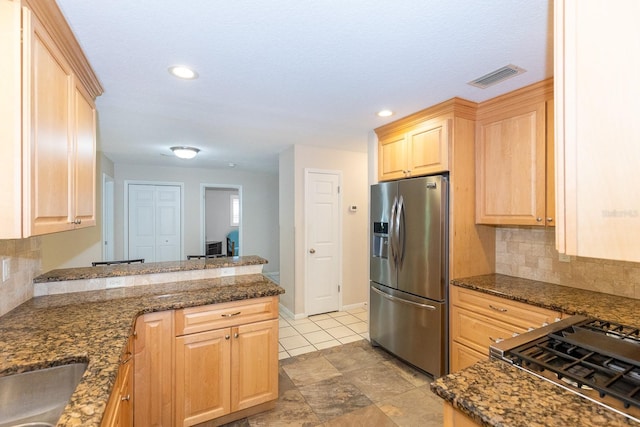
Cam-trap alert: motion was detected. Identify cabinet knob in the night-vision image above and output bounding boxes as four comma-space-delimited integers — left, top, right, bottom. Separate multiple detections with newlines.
225, 335, 230, 340
121, 394, 130, 401
546, 217, 553, 222
536, 217, 543, 222
309, 248, 316, 254
234, 332, 239, 338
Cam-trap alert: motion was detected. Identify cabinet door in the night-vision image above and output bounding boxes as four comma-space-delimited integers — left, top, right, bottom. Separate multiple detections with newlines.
476, 102, 546, 225
545, 100, 555, 225
72, 83, 96, 228
450, 340, 487, 373
378, 131, 407, 181
407, 119, 450, 176
134, 311, 174, 427
175, 328, 231, 426
231, 319, 279, 412
555, 0, 640, 262
0, 0, 22, 238
443, 403, 479, 427
23, 9, 75, 236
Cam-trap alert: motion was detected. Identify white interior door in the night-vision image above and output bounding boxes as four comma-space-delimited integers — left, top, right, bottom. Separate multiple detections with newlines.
305, 170, 341, 316
128, 184, 182, 262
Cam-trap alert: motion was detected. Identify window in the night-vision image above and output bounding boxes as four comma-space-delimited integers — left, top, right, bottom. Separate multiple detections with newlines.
230, 194, 240, 226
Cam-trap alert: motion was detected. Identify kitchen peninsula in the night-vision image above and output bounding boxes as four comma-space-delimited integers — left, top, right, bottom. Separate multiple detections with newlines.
0, 256, 284, 426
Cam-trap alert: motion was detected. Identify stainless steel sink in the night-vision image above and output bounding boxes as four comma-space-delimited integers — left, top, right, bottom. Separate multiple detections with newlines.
0, 362, 87, 427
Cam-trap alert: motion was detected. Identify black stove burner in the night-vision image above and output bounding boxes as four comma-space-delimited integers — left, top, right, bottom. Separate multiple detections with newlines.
507, 318, 640, 412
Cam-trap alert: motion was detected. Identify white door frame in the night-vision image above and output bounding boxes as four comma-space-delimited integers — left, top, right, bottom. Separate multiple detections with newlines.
304, 168, 343, 315
124, 180, 185, 260
101, 173, 115, 261
199, 183, 243, 255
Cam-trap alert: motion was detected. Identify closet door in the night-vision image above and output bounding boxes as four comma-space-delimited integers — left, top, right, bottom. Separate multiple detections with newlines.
128, 184, 182, 262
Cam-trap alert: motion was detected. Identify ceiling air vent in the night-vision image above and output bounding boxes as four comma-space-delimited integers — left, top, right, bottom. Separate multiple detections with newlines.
468, 64, 526, 89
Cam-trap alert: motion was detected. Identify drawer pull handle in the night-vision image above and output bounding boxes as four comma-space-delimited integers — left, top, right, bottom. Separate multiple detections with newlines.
121, 355, 133, 365
489, 337, 504, 343
489, 304, 507, 313
221, 311, 241, 317
121, 394, 130, 402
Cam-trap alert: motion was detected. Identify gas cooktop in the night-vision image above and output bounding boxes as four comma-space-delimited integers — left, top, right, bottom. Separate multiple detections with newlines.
490, 315, 640, 424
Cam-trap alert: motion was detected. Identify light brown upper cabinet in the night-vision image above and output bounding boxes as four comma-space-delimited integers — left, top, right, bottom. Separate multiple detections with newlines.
475, 79, 554, 226
375, 99, 497, 280
377, 117, 450, 181
555, 1, 640, 263
0, 0, 102, 239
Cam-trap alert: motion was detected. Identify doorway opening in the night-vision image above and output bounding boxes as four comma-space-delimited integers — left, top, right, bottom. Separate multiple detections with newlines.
102, 173, 115, 262
200, 184, 242, 257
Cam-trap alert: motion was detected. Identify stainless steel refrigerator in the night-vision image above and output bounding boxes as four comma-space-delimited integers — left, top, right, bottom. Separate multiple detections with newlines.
370, 175, 448, 377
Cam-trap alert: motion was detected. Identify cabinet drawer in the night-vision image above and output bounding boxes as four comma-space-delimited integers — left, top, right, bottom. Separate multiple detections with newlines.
175, 297, 278, 336
451, 286, 560, 330
451, 306, 527, 355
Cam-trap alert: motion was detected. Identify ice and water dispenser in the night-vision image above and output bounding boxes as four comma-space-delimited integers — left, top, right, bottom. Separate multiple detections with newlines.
372, 222, 389, 259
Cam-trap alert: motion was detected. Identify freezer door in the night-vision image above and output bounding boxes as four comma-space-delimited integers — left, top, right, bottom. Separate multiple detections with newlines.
370, 182, 397, 288
369, 283, 445, 377
396, 176, 447, 300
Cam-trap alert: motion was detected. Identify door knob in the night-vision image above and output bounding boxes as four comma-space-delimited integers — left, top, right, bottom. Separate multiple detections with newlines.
309, 248, 315, 254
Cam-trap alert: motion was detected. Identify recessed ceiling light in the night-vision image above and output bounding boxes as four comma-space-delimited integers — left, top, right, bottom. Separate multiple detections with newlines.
228, 162, 236, 168
377, 109, 393, 117
170, 146, 200, 159
168, 65, 198, 80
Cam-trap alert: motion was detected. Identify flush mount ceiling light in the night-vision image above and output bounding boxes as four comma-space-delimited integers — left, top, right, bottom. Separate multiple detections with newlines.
170, 146, 200, 159
168, 65, 198, 80
377, 109, 394, 117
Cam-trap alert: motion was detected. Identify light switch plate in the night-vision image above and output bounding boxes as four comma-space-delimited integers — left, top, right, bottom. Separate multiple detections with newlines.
2, 258, 9, 282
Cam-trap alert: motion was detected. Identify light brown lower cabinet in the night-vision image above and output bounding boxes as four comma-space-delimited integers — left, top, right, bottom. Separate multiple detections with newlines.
101, 334, 134, 427
134, 310, 175, 426
443, 403, 479, 427
129, 297, 279, 427
175, 319, 279, 426
449, 286, 562, 372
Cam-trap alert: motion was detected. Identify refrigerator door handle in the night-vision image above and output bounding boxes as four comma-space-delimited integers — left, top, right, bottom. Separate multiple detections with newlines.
371, 286, 437, 310
397, 195, 406, 267
390, 196, 398, 267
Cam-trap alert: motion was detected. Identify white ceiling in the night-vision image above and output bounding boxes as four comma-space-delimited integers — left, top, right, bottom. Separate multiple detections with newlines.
56, 0, 554, 173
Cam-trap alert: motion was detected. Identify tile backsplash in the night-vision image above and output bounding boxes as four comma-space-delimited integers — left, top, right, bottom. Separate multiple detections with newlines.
0, 237, 41, 316
496, 227, 640, 299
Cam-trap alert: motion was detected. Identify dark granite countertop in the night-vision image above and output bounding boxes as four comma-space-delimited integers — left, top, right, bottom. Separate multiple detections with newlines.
34, 255, 268, 283
432, 359, 636, 427
451, 273, 638, 326
0, 273, 284, 426
431, 274, 639, 426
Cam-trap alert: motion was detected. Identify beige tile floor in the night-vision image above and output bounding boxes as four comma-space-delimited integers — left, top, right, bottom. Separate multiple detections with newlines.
278, 307, 370, 359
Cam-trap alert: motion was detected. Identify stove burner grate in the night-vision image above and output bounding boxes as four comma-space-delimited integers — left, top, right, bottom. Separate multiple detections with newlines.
508, 319, 640, 412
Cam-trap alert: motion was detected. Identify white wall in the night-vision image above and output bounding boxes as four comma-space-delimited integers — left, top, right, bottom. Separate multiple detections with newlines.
114, 163, 279, 273
278, 147, 295, 312
280, 145, 368, 316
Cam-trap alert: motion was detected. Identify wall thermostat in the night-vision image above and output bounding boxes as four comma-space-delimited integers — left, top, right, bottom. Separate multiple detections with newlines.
349, 205, 358, 212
